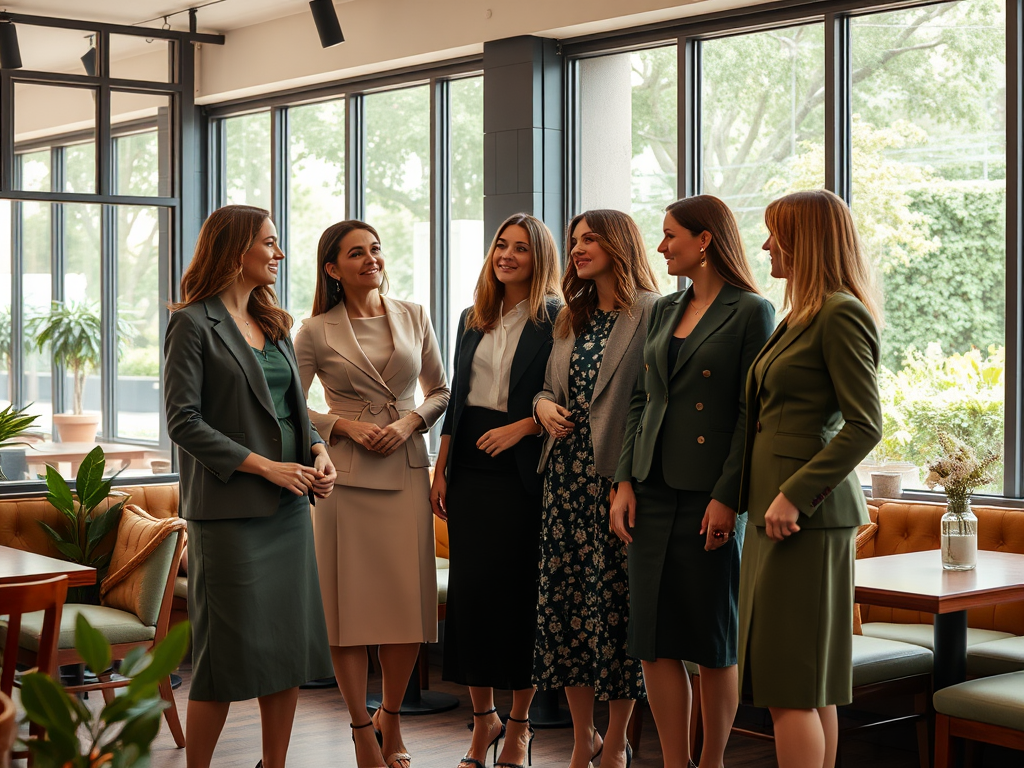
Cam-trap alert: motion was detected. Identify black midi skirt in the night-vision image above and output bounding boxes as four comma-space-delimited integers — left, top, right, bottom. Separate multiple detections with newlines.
441, 406, 542, 690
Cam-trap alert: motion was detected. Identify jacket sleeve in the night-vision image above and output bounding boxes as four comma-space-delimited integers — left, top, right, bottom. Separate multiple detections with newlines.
614, 299, 662, 484
412, 306, 451, 431
163, 310, 251, 482
440, 308, 469, 437
780, 299, 883, 516
532, 308, 567, 419
710, 297, 775, 510
294, 321, 339, 442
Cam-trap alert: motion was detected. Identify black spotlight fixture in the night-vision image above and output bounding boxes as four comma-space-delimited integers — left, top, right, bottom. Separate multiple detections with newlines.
0, 12, 22, 70
309, 0, 344, 48
81, 35, 97, 76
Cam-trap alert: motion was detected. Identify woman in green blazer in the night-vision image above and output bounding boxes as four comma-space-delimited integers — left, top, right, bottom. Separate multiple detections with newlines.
610, 196, 773, 768
737, 190, 882, 768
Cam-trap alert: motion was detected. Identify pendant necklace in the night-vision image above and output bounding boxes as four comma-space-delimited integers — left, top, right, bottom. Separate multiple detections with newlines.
691, 298, 709, 316
230, 313, 254, 342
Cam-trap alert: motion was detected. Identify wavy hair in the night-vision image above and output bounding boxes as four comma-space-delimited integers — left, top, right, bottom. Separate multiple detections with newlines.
173, 205, 292, 340
466, 213, 562, 332
310, 220, 389, 317
665, 195, 761, 295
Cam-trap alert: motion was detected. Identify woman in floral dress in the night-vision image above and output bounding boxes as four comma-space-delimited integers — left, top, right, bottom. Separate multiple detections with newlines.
533, 209, 660, 768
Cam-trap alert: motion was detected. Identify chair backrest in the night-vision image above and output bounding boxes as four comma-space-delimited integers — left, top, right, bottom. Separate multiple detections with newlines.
0, 576, 67, 696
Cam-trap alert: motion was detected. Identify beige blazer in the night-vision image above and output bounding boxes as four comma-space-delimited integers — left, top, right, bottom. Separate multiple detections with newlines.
294, 297, 450, 491
534, 291, 659, 479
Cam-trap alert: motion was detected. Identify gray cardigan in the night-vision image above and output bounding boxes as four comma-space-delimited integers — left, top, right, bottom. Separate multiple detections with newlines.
534, 291, 659, 480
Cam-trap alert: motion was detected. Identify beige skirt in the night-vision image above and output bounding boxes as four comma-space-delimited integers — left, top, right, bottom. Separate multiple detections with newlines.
313, 463, 438, 647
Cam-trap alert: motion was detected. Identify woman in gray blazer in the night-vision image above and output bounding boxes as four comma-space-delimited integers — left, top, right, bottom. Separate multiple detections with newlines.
533, 209, 659, 768
164, 205, 336, 768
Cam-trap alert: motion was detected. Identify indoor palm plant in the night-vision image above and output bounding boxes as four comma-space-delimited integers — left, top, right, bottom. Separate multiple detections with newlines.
0, 402, 40, 481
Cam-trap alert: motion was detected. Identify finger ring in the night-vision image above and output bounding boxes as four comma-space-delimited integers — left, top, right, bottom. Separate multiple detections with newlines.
712, 529, 727, 540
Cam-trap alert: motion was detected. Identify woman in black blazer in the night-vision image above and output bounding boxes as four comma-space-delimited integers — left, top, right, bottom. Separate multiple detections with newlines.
431, 213, 562, 768
164, 205, 336, 768
610, 196, 774, 768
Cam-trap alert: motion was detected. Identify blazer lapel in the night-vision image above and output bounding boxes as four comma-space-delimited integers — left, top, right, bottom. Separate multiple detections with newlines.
671, 284, 740, 380
509, 316, 548, 395
378, 297, 412, 388
656, 293, 686, 387
323, 301, 390, 390
457, 325, 484, 397
752, 315, 811, 402
206, 297, 277, 420
592, 303, 644, 403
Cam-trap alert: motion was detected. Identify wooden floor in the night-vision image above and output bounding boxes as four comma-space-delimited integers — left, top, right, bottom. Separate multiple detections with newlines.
138, 661, 1021, 768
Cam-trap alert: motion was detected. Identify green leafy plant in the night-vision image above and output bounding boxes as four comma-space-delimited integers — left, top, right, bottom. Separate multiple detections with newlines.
0, 402, 40, 481
19, 614, 190, 768
38, 446, 127, 584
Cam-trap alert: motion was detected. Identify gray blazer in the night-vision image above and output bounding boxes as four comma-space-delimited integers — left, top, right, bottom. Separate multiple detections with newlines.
534, 291, 659, 479
164, 296, 325, 522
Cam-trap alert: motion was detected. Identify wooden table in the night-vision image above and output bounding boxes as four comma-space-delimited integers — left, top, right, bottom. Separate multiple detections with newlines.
25, 442, 160, 476
0, 545, 95, 588
855, 549, 1024, 690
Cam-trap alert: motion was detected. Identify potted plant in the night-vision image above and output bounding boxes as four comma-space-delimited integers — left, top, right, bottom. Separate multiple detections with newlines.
19, 614, 189, 767
38, 446, 127, 602
0, 402, 40, 481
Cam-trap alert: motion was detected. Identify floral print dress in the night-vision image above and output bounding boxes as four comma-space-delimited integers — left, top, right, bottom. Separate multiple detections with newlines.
533, 309, 644, 701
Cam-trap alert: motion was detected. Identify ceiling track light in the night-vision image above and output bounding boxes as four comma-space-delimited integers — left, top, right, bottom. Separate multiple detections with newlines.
309, 0, 344, 48
0, 12, 22, 70
81, 34, 97, 76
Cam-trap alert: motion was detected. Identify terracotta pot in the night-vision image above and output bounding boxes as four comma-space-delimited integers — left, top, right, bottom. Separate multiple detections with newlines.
52, 413, 101, 443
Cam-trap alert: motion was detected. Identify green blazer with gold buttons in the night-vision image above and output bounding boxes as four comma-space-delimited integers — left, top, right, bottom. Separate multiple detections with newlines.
615, 283, 775, 511
738, 291, 882, 528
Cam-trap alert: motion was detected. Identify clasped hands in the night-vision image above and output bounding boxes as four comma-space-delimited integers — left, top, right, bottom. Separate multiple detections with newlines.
609, 481, 738, 550
334, 414, 422, 457
535, 398, 574, 439
256, 446, 336, 499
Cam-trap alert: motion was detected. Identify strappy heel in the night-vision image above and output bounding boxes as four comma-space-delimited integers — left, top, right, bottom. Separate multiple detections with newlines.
458, 707, 505, 768
372, 705, 413, 768
495, 715, 534, 768
351, 720, 387, 768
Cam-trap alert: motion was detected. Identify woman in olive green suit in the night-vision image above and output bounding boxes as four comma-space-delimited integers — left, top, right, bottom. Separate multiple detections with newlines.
737, 190, 882, 768
610, 196, 773, 768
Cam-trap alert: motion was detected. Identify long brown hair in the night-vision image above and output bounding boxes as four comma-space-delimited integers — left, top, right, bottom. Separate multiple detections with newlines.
310, 220, 388, 317
665, 196, 761, 295
466, 213, 562, 333
764, 190, 881, 325
557, 209, 659, 337
173, 205, 292, 340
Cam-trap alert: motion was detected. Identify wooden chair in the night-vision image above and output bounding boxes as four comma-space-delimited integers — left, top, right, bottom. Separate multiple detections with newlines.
933, 671, 1024, 767
0, 692, 15, 768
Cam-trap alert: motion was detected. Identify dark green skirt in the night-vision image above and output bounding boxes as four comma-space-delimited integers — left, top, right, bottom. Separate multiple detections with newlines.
187, 490, 334, 702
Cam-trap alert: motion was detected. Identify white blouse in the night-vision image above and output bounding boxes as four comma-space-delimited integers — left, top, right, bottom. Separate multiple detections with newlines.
465, 300, 529, 412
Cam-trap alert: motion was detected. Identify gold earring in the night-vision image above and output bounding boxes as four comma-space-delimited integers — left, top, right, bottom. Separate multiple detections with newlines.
699, 246, 707, 268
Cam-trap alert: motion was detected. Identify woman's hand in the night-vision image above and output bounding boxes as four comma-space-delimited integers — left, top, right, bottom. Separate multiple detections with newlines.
536, 398, 574, 439
430, 473, 448, 521
764, 492, 801, 541
477, 419, 537, 457
333, 418, 382, 450
609, 481, 637, 544
700, 498, 738, 551
370, 414, 424, 457
260, 461, 318, 495
311, 446, 337, 499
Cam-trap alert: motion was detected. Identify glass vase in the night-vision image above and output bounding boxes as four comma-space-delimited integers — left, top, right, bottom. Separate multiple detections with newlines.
941, 499, 978, 571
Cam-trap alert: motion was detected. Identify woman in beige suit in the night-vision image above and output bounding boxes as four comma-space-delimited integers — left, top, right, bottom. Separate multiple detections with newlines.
294, 220, 450, 768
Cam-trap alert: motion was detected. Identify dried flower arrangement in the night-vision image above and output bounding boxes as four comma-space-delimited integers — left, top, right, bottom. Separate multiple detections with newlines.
924, 431, 999, 510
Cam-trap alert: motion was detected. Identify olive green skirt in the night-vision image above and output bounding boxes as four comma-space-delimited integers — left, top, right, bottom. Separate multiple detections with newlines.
737, 521, 856, 709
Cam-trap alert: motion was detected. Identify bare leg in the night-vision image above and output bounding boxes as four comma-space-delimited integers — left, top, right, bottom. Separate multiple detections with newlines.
495, 688, 537, 766
464, 687, 503, 764
331, 645, 386, 768
257, 687, 299, 768
565, 686, 600, 768
697, 665, 738, 768
604, 699, 636, 768
375, 643, 421, 768
770, 707, 825, 768
185, 700, 230, 768
818, 706, 838, 768
641, 658, 692, 768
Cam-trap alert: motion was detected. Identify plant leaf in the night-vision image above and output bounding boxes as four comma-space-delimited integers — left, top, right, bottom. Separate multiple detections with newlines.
85, 504, 123, 556
75, 613, 111, 676
120, 646, 149, 678
19, 673, 78, 753
128, 621, 189, 692
76, 446, 106, 509
44, 464, 74, 515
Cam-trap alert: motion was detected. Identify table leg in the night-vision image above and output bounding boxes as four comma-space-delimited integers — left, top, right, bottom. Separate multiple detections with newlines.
932, 611, 967, 690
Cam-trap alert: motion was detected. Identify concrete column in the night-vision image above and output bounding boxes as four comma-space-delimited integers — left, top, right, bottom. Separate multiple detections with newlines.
578, 54, 632, 212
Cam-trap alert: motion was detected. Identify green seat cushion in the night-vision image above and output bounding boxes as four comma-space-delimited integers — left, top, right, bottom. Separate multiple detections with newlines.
968, 636, 1024, 677
15, 604, 156, 650
862, 622, 1013, 650
933, 671, 1024, 731
852, 634, 934, 687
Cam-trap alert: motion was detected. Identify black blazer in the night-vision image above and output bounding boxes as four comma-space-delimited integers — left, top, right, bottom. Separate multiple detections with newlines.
164, 296, 325, 521
440, 298, 561, 497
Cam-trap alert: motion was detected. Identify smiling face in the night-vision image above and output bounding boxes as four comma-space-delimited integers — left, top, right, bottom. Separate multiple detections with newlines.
326, 227, 385, 293
658, 212, 710, 278
239, 218, 284, 286
570, 217, 613, 280
492, 223, 535, 290
762, 231, 789, 279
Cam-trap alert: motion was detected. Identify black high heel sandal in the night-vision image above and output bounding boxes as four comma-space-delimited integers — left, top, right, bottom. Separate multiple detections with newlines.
351, 720, 387, 768
372, 705, 413, 768
458, 707, 506, 768
494, 715, 534, 768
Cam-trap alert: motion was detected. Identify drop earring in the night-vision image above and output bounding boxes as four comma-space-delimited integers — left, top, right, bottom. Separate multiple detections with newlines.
699, 246, 707, 268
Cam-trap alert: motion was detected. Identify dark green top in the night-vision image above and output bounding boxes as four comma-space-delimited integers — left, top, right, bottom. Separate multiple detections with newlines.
253, 341, 299, 463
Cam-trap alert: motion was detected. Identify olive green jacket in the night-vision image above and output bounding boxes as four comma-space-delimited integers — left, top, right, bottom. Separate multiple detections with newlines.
615, 284, 775, 511
738, 292, 882, 528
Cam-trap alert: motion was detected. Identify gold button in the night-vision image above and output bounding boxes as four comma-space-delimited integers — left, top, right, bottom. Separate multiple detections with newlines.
703, 370, 711, 378
646, 393, 650, 402
696, 403, 704, 411
645, 364, 649, 371
697, 436, 705, 444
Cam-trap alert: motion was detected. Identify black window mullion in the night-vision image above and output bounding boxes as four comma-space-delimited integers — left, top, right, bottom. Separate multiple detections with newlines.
679, 36, 701, 200
100, 204, 117, 441
97, 32, 112, 199
1005, 0, 1023, 498
564, 59, 582, 229
270, 107, 289, 308
10, 157, 23, 409
825, 12, 852, 204
346, 94, 365, 221
0, 72, 13, 193
429, 78, 451, 373
50, 148, 65, 419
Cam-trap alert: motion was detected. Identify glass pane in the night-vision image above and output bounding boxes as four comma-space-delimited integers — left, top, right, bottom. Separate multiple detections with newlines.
224, 113, 272, 208
851, 0, 1005, 492
113, 91, 173, 197
14, 84, 97, 194
17, 150, 50, 192
365, 86, 431, 308
579, 49, 678, 294
66, 143, 96, 194
62, 205, 102, 427
449, 77, 485, 366
702, 24, 826, 306
288, 99, 346, 325
6, 24, 97, 74
110, 35, 172, 83
20, 202, 52, 441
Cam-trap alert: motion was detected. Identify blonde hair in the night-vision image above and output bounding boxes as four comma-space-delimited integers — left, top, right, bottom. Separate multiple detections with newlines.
764, 190, 881, 325
466, 214, 562, 332
558, 209, 660, 337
